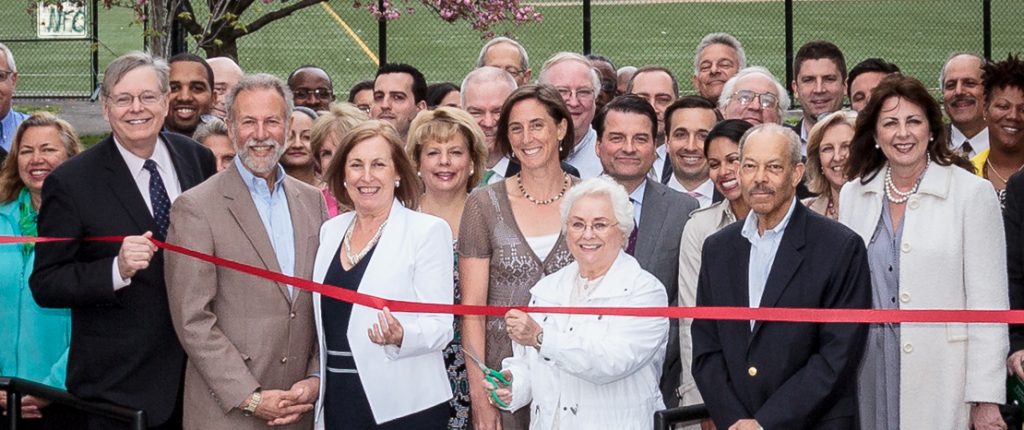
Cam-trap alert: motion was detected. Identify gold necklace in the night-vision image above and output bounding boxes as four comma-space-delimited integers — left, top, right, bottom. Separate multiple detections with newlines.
985, 157, 1024, 184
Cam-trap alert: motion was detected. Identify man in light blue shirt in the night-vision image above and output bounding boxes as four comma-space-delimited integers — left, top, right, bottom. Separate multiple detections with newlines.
0, 43, 28, 164
692, 123, 870, 430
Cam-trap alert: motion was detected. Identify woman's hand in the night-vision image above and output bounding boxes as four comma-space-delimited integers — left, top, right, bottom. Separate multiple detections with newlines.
1007, 349, 1024, 381
368, 307, 404, 347
970, 402, 1007, 430
504, 309, 542, 347
482, 370, 513, 408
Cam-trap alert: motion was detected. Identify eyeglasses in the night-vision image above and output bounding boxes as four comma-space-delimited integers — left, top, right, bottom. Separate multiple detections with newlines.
556, 87, 596, 102
732, 90, 779, 109
568, 220, 618, 234
0, 69, 13, 83
503, 66, 526, 77
293, 88, 333, 99
108, 91, 164, 107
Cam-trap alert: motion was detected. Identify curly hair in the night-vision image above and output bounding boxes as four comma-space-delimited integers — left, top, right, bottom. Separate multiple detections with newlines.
981, 53, 1024, 106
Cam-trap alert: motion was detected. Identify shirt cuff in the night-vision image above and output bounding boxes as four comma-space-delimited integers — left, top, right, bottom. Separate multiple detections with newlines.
111, 258, 132, 291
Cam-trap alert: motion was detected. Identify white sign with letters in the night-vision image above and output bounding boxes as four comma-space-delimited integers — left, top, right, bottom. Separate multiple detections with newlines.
37, 1, 89, 39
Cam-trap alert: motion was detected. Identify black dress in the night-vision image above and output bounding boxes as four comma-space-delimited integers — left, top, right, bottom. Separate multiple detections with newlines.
321, 243, 448, 430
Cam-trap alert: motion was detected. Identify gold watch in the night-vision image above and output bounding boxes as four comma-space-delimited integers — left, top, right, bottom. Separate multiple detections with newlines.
242, 390, 262, 416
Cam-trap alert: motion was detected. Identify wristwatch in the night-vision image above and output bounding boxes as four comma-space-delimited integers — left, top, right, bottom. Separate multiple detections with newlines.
242, 389, 262, 416
534, 331, 544, 350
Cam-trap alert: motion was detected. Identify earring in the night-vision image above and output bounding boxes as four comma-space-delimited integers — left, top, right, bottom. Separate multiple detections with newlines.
559, 145, 563, 152
417, 171, 421, 177
395, 180, 400, 188
343, 180, 348, 187
874, 144, 880, 149
470, 169, 475, 175
929, 136, 934, 142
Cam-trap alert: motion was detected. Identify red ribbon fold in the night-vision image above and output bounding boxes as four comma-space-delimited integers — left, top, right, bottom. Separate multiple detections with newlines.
5, 235, 1021, 324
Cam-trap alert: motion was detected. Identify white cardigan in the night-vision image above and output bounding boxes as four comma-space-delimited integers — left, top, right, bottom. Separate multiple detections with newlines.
838, 162, 1008, 429
312, 199, 454, 425
502, 251, 668, 430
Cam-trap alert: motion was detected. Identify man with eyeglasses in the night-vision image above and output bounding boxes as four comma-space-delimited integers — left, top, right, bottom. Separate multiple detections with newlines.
165, 53, 216, 138
539, 52, 603, 179
0, 43, 27, 165
31, 51, 216, 430
287, 65, 335, 112
719, 66, 791, 127
593, 95, 698, 410
207, 56, 243, 119
476, 37, 532, 87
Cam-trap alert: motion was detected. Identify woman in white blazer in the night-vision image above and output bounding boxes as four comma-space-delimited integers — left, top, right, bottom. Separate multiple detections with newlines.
487, 177, 669, 430
839, 76, 1008, 430
312, 121, 454, 429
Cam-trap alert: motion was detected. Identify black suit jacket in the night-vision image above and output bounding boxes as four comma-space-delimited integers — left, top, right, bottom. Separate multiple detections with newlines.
634, 180, 699, 407
30, 133, 215, 426
691, 202, 870, 429
1005, 171, 1024, 352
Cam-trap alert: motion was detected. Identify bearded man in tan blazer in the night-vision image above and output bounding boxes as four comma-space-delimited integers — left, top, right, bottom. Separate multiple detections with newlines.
165, 73, 328, 429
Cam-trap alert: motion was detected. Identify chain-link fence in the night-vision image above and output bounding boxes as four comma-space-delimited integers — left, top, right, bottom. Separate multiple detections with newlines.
1, 0, 99, 97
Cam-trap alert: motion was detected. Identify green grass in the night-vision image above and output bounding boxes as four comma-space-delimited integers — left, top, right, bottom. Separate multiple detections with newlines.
4, 0, 1023, 100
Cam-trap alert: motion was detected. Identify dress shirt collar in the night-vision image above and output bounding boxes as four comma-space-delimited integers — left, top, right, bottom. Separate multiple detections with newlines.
949, 125, 989, 157
234, 156, 286, 197
741, 196, 797, 241
113, 135, 174, 179
493, 156, 510, 178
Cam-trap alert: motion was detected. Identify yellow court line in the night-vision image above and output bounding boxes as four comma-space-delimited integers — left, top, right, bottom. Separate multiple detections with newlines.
321, 2, 379, 66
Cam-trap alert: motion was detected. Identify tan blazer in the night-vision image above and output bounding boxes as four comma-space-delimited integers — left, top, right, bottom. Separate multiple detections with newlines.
166, 162, 327, 429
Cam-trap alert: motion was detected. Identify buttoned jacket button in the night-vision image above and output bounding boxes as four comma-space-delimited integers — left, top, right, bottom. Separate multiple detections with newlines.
280, 356, 288, 364
899, 292, 911, 303
903, 343, 913, 353
289, 312, 296, 319
909, 199, 920, 209
901, 242, 911, 253
748, 366, 757, 377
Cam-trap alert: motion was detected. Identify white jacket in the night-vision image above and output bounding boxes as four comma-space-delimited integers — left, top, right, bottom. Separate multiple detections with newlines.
839, 162, 1008, 429
312, 200, 454, 425
502, 251, 668, 430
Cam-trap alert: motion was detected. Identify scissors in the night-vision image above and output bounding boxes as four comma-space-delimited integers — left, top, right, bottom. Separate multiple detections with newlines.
463, 348, 511, 409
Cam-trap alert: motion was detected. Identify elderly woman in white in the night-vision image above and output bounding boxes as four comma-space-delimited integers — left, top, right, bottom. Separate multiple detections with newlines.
483, 176, 669, 430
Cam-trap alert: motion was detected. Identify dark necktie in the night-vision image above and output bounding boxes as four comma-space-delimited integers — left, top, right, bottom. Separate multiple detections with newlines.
626, 198, 639, 255
660, 157, 673, 184
962, 140, 974, 158
143, 159, 171, 239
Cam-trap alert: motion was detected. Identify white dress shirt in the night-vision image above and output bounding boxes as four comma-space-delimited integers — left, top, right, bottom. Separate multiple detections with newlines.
111, 137, 182, 290
949, 125, 989, 159
566, 127, 602, 179
489, 156, 511, 185
629, 179, 647, 226
667, 177, 714, 208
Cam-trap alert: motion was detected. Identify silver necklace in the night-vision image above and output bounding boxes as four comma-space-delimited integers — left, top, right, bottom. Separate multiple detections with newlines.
344, 218, 388, 266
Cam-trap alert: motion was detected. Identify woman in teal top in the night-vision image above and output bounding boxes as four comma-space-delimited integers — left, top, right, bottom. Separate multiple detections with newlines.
0, 112, 82, 424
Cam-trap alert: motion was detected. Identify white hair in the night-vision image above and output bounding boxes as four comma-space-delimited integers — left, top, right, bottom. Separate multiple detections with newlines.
538, 52, 602, 94
693, 33, 747, 77
476, 37, 530, 71
225, 73, 294, 126
718, 66, 791, 123
560, 175, 635, 243
460, 66, 518, 107
0, 43, 15, 73
739, 123, 802, 167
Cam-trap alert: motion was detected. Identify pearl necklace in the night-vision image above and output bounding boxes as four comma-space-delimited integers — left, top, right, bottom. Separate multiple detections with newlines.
517, 173, 570, 205
884, 158, 929, 204
343, 218, 388, 266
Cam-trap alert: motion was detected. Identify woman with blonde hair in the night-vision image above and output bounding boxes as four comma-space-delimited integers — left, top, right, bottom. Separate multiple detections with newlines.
803, 110, 856, 219
406, 106, 487, 429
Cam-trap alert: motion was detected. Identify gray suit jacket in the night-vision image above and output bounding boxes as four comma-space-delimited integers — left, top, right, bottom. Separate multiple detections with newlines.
165, 162, 328, 429
634, 180, 700, 407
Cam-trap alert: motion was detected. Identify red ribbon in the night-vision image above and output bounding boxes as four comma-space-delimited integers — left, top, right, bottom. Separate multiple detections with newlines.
5, 235, 1022, 324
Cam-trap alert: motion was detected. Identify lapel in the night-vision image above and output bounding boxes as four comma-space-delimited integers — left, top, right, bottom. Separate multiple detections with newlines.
162, 132, 201, 190
223, 162, 290, 301
286, 177, 316, 298
100, 137, 159, 234
846, 168, 885, 245
750, 203, 807, 338
635, 181, 667, 266
360, 199, 408, 297
727, 233, 752, 346
505, 159, 521, 177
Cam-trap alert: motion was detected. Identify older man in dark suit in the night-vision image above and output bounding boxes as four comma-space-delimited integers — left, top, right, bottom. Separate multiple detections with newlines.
594, 94, 699, 408
691, 123, 870, 430
30, 51, 216, 429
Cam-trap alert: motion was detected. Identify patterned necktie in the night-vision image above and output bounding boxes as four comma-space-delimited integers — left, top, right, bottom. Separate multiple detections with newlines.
961, 140, 974, 158
478, 169, 496, 187
626, 197, 638, 255
143, 159, 172, 239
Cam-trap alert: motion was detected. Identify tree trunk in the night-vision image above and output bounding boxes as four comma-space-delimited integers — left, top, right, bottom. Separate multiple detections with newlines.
147, 0, 171, 58
201, 37, 239, 63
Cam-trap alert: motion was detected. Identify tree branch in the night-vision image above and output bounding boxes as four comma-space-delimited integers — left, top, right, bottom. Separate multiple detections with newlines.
176, 0, 206, 37
235, 0, 325, 37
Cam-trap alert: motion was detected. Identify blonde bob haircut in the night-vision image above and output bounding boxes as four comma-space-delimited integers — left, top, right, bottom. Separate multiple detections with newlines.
405, 107, 488, 192
324, 120, 421, 210
310, 102, 369, 172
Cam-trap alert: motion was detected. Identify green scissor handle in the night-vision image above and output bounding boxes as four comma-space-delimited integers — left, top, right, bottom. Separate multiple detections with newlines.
484, 368, 510, 408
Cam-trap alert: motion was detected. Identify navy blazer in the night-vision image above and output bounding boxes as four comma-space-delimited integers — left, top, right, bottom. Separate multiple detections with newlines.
691, 202, 871, 430
30, 133, 215, 426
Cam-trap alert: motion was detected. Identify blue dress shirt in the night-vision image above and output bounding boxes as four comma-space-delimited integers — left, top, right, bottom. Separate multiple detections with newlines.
1, 109, 29, 153
234, 157, 296, 296
740, 197, 797, 329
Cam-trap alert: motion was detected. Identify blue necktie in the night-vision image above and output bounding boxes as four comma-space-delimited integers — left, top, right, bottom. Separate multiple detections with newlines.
143, 159, 171, 239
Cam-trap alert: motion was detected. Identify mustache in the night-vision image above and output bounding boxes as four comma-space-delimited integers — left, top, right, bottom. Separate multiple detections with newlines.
748, 184, 775, 194
951, 94, 977, 104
